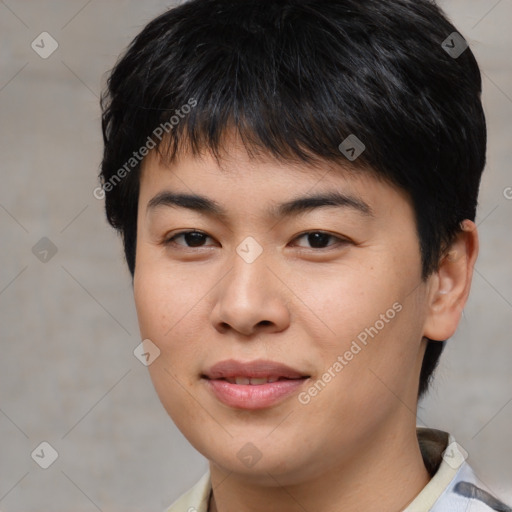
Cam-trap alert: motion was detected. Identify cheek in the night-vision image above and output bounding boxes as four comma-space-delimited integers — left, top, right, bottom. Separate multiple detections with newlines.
134, 262, 201, 340
133, 266, 208, 429
295, 258, 425, 401
133, 262, 211, 397
133, 269, 167, 341
294, 262, 403, 348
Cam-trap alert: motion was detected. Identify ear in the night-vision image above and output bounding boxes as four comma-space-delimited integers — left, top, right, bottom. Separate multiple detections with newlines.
423, 220, 479, 341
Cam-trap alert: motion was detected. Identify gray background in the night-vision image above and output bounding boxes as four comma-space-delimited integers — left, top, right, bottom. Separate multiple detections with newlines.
0, 1, 511, 510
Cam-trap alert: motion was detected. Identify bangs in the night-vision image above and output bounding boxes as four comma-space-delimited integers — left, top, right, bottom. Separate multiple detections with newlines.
123, 3, 373, 169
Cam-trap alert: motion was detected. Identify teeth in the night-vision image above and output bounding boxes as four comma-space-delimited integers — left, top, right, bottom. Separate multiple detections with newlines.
250, 378, 270, 385
225, 377, 283, 385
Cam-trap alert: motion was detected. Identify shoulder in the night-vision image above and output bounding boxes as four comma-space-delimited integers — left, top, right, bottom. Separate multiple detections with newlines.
411, 428, 511, 512
431, 463, 511, 512
164, 471, 212, 512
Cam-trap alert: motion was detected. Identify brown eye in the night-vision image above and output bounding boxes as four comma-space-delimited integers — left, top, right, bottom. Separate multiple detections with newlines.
293, 231, 349, 250
165, 231, 214, 248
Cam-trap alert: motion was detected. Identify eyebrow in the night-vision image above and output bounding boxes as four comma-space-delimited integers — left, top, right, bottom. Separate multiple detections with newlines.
146, 190, 374, 220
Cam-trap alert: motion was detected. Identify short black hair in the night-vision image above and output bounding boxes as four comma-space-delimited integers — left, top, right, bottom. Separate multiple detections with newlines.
99, 0, 486, 399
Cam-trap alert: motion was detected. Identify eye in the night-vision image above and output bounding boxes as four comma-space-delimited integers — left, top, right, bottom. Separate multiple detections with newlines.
163, 230, 350, 251
292, 231, 350, 250
163, 230, 216, 248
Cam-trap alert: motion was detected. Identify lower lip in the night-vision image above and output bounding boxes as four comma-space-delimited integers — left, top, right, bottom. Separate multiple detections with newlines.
203, 378, 308, 409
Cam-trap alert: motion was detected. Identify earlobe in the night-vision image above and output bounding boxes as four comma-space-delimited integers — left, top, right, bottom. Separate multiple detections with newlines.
423, 220, 479, 341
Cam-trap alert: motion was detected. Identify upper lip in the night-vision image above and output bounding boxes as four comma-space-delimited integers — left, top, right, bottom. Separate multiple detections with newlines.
202, 359, 309, 380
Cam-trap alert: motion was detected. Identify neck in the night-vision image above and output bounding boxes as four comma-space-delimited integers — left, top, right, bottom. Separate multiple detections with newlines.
208, 423, 430, 512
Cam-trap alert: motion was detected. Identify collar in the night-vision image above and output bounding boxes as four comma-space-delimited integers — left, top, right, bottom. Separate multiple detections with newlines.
165, 428, 475, 512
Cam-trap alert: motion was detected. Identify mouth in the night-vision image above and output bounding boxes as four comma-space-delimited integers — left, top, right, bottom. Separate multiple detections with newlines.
202, 358, 309, 380
215, 376, 304, 385
201, 359, 310, 409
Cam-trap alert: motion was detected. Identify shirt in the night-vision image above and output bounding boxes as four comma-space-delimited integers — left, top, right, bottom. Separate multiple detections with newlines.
164, 428, 511, 512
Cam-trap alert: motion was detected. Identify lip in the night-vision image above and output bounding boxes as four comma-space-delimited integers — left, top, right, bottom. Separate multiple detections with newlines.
201, 359, 310, 410
203, 358, 307, 380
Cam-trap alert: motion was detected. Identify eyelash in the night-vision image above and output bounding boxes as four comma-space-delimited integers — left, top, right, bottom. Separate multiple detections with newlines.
162, 230, 350, 251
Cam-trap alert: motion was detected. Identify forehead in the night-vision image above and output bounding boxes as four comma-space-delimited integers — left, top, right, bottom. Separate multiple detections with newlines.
138, 140, 411, 224
142, 139, 378, 191
141, 129, 366, 180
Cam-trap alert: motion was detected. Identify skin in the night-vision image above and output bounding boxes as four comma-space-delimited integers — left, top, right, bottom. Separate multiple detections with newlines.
133, 134, 478, 512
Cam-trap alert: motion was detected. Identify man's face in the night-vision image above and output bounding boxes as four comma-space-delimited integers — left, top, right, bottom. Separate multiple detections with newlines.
133, 140, 430, 483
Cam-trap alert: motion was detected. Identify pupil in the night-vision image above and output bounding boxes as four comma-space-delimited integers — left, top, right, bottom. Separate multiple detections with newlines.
308, 232, 329, 248
186, 232, 206, 247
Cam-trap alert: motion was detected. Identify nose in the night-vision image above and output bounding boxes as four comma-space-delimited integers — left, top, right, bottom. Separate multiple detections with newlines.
210, 250, 291, 337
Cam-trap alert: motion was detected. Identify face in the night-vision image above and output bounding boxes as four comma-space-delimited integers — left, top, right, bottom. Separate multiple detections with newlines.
133, 139, 432, 484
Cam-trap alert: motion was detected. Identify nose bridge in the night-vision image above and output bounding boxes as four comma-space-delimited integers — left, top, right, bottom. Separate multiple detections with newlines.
212, 237, 290, 335
225, 238, 273, 307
